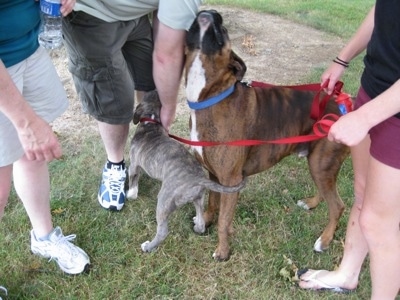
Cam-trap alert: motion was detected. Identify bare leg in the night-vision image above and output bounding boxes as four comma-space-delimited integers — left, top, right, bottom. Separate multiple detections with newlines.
299, 136, 371, 291
136, 90, 145, 104
95, 89, 145, 164
98, 121, 129, 163
360, 156, 400, 299
13, 155, 53, 237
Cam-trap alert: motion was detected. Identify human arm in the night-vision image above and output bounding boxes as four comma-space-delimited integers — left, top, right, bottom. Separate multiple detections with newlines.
152, 13, 186, 131
322, 5, 376, 94
0, 60, 62, 161
328, 79, 400, 146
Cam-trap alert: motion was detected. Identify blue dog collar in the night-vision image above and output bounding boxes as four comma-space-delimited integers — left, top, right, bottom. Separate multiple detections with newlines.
187, 84, 235, 110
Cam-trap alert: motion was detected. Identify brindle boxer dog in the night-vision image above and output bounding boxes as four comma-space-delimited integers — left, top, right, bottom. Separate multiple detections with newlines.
184, 10, 350, 261
127, 90, 246, 252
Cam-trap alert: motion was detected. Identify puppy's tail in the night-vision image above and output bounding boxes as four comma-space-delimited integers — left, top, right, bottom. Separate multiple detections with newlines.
203, 177, 247, 194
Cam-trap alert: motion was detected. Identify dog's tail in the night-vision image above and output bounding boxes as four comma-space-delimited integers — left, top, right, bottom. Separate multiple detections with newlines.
202, 177, 247, 194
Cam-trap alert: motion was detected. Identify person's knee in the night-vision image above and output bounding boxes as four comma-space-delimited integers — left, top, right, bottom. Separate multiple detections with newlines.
359, 206, 391, 243
15, 155, 47, 171
359, 209, 375, 235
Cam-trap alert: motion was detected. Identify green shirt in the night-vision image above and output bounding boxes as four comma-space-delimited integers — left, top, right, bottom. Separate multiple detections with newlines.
74, 0, 203, 30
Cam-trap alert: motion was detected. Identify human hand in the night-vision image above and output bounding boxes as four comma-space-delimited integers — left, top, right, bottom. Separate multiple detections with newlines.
321, 62, 347, 95
17, 117, 62, 162
327, 110, 369, 147
60, 0, 75, 16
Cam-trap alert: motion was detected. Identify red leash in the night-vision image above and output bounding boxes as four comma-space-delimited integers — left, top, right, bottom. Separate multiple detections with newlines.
167, 114, 339, 146
141, 80, 351, 147
247, 80, 344, 120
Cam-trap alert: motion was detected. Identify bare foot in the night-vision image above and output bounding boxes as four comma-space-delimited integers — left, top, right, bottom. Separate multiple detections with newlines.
298, 269, 357, 293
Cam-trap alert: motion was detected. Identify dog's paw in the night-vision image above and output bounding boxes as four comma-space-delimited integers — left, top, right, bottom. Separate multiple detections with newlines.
127, 187, 138, 199
212, 251, 230, 262
297, 200, 310, 210
141, 241, 151, 252
313, 237, 325, 252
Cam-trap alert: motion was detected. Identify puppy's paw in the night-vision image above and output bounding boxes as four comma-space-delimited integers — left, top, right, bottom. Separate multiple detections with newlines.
193, 224, 206, 233
127, 187, 138, 199
193, 216, 205, 233
141, 241, 151, 252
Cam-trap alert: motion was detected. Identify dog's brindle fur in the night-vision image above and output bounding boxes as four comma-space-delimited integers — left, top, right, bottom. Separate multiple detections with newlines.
185, 10, 350, 261
127, 90, 246, 252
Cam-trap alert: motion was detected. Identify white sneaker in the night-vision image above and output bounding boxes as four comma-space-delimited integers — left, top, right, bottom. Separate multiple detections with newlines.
97, 163, 126, 211
30, 227, 90, 275
0, 286, 7, 300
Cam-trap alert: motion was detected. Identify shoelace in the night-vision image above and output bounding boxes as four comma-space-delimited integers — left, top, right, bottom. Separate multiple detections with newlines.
106, 167, 125, 196
47, 234, 78, 262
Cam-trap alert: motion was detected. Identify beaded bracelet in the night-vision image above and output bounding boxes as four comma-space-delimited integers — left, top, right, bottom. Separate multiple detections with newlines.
333, 56, 349, 68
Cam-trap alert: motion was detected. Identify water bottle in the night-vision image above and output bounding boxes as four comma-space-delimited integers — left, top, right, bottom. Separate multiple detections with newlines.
38, 0, 63, 50
335, 92, 352, 115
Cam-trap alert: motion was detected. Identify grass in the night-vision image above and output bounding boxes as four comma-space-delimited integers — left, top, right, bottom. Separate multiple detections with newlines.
1, 1, 375, 299
205, 0, 372, 39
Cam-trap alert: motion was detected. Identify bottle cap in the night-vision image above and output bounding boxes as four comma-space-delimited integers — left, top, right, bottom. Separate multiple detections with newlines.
40, 0, 61, 17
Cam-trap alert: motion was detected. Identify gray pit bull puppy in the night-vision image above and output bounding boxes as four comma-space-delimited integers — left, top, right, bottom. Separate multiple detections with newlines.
127, 90, 246, 252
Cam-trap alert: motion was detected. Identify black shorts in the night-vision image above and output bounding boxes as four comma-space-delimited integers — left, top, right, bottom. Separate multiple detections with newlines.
62, 11, 156, 124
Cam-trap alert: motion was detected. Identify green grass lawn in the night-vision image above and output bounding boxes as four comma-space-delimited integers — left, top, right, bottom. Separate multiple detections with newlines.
1, 1, 375, 299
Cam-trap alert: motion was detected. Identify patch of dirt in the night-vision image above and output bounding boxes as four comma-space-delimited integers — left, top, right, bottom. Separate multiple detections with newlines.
51, 5, 344, 134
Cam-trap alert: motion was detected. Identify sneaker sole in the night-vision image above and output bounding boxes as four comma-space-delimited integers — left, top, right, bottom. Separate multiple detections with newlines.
31, 249, 91, 275
97, 194, 124, 211
63, 263, 91, 275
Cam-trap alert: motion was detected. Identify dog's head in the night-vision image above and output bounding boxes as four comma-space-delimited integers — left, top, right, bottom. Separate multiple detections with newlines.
133, 90, 162, 125
186, 9, 246, 81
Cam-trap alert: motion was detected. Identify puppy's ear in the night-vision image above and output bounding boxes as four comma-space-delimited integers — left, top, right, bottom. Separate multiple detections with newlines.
229, 50, 247, 81
133, 104, 143, 125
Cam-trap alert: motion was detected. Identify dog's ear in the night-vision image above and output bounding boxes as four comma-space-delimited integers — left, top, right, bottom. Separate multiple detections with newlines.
229, 51, 247, 81
133, 104, 143, 125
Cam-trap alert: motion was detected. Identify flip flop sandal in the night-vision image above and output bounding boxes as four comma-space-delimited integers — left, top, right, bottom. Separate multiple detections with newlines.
297, 268, 355, 294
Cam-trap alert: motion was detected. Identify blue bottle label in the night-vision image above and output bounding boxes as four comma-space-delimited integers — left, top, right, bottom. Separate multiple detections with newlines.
338, 104, 348, 115
40, 0, 61, 17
